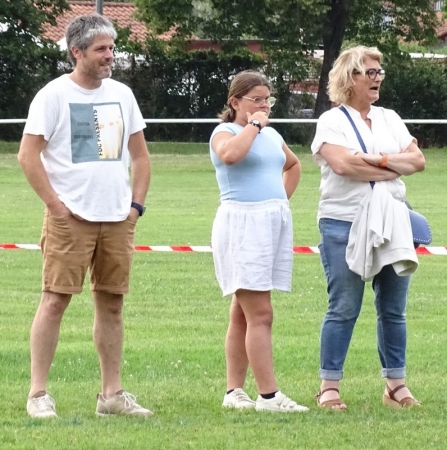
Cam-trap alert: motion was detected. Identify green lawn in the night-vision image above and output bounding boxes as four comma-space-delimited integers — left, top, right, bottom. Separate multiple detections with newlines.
0, 145, 446, 449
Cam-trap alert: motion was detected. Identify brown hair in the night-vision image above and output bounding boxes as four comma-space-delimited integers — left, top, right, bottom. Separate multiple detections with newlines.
218, 70, 272, 123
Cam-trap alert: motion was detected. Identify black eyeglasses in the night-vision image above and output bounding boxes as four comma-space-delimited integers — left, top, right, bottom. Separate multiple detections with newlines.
354, 68, 386, 80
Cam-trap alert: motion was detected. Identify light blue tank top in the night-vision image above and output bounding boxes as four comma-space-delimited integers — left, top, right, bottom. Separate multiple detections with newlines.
209, 122, 287, 202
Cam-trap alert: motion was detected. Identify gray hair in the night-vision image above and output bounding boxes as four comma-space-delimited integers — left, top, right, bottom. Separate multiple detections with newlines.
66, 14, 117, 65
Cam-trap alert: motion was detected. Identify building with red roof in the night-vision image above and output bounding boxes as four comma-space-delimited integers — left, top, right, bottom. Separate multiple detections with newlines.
42, 1, 170, 46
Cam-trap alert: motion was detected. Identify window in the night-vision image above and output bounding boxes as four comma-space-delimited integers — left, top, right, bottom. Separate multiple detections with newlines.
434, 1, 444, 12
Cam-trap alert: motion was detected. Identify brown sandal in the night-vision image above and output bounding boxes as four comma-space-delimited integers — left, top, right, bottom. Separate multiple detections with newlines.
383, 384, 421, 408
316, 387, 347, 409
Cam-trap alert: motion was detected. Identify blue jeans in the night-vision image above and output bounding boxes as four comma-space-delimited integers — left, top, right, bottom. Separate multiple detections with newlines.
318, 218, 411, 381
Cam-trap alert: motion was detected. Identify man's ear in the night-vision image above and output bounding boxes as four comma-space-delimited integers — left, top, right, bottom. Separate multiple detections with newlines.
70, 46, 82, 61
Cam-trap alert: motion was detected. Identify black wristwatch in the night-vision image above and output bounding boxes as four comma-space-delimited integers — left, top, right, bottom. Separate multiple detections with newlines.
131, 202, 146, 216
249, 119, 262, 133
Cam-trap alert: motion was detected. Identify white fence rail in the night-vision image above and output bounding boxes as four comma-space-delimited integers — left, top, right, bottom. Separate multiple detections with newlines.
2, 118, 447, 125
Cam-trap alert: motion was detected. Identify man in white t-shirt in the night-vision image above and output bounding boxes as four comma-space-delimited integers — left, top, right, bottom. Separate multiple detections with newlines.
18, 14, 152, 418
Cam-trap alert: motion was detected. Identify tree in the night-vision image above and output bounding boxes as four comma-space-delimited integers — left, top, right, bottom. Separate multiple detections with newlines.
314, 0, 440, 117
0, 0, 69, 140
133, 0, 329, 124
378, 56, 447, 148
113, 36, 265, 141
132, 0, 439, 118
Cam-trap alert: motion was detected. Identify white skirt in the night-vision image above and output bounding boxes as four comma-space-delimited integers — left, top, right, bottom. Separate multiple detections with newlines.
211, 199, 293, 297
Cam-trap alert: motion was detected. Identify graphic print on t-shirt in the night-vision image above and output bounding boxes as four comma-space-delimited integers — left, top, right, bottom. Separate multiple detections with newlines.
70, 102, 125, 163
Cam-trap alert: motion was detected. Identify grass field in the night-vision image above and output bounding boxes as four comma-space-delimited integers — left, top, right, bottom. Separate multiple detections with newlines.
1, 143, 447, 449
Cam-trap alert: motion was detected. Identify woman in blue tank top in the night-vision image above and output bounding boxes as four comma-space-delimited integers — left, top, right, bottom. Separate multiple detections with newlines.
210, 70, 308, 412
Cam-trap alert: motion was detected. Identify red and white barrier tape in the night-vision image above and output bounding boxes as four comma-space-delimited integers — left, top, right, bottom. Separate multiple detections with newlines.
1, 244, 446, 255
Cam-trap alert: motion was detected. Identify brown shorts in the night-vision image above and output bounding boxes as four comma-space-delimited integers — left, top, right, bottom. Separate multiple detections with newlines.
40, 210, 136, 294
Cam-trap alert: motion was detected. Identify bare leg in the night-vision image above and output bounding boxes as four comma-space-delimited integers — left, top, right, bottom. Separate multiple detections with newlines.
236, 289, 277, 394
29, 292, 71, 397
93, 291, 124, 398
225, 295, 249, 390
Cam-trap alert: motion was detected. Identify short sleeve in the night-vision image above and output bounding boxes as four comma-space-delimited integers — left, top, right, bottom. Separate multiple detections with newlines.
210, 123, 240, 154
128, 90, 146, 135
382, 109, 415, 151
311, 109, 348, 166
211, 123, 237, 139
23, 88, 58, 141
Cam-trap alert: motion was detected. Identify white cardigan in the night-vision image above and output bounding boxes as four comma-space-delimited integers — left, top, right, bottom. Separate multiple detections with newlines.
346, 182, 418, 281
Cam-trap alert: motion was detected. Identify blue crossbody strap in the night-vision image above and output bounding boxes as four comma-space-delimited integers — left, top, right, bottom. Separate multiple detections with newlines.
339, 105, 375, 188
339, 108, 431, 246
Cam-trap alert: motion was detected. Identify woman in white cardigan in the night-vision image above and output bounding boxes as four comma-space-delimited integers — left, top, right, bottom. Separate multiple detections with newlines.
311, 45, 425, 410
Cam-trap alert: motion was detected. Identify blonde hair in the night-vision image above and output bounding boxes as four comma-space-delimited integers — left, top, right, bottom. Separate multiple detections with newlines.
328, 45, 383, 105
218, 70, 271, 123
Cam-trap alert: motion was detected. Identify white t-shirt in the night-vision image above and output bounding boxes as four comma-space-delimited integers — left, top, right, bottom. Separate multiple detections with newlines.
23, 74, 146, 221
310, 104, 415, 222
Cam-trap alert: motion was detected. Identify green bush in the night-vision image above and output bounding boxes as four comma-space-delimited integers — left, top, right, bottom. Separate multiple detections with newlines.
378, 55, 447, 148
0, 43, 65, 142
4, 36, 447, 146
113, 42, 265, 142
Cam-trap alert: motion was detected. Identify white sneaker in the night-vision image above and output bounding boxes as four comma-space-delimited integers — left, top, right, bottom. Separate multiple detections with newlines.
27, 393, 58, 418
255, 391, 309, 413
96, 390, 154, 417
222, 388, 256, 409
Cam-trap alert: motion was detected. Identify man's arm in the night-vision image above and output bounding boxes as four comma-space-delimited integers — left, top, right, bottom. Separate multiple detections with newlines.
17, 134, 70, 217
128, 130, 150, 219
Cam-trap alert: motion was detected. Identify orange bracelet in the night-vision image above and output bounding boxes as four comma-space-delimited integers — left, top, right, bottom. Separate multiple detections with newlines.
379, 154, 388, 168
